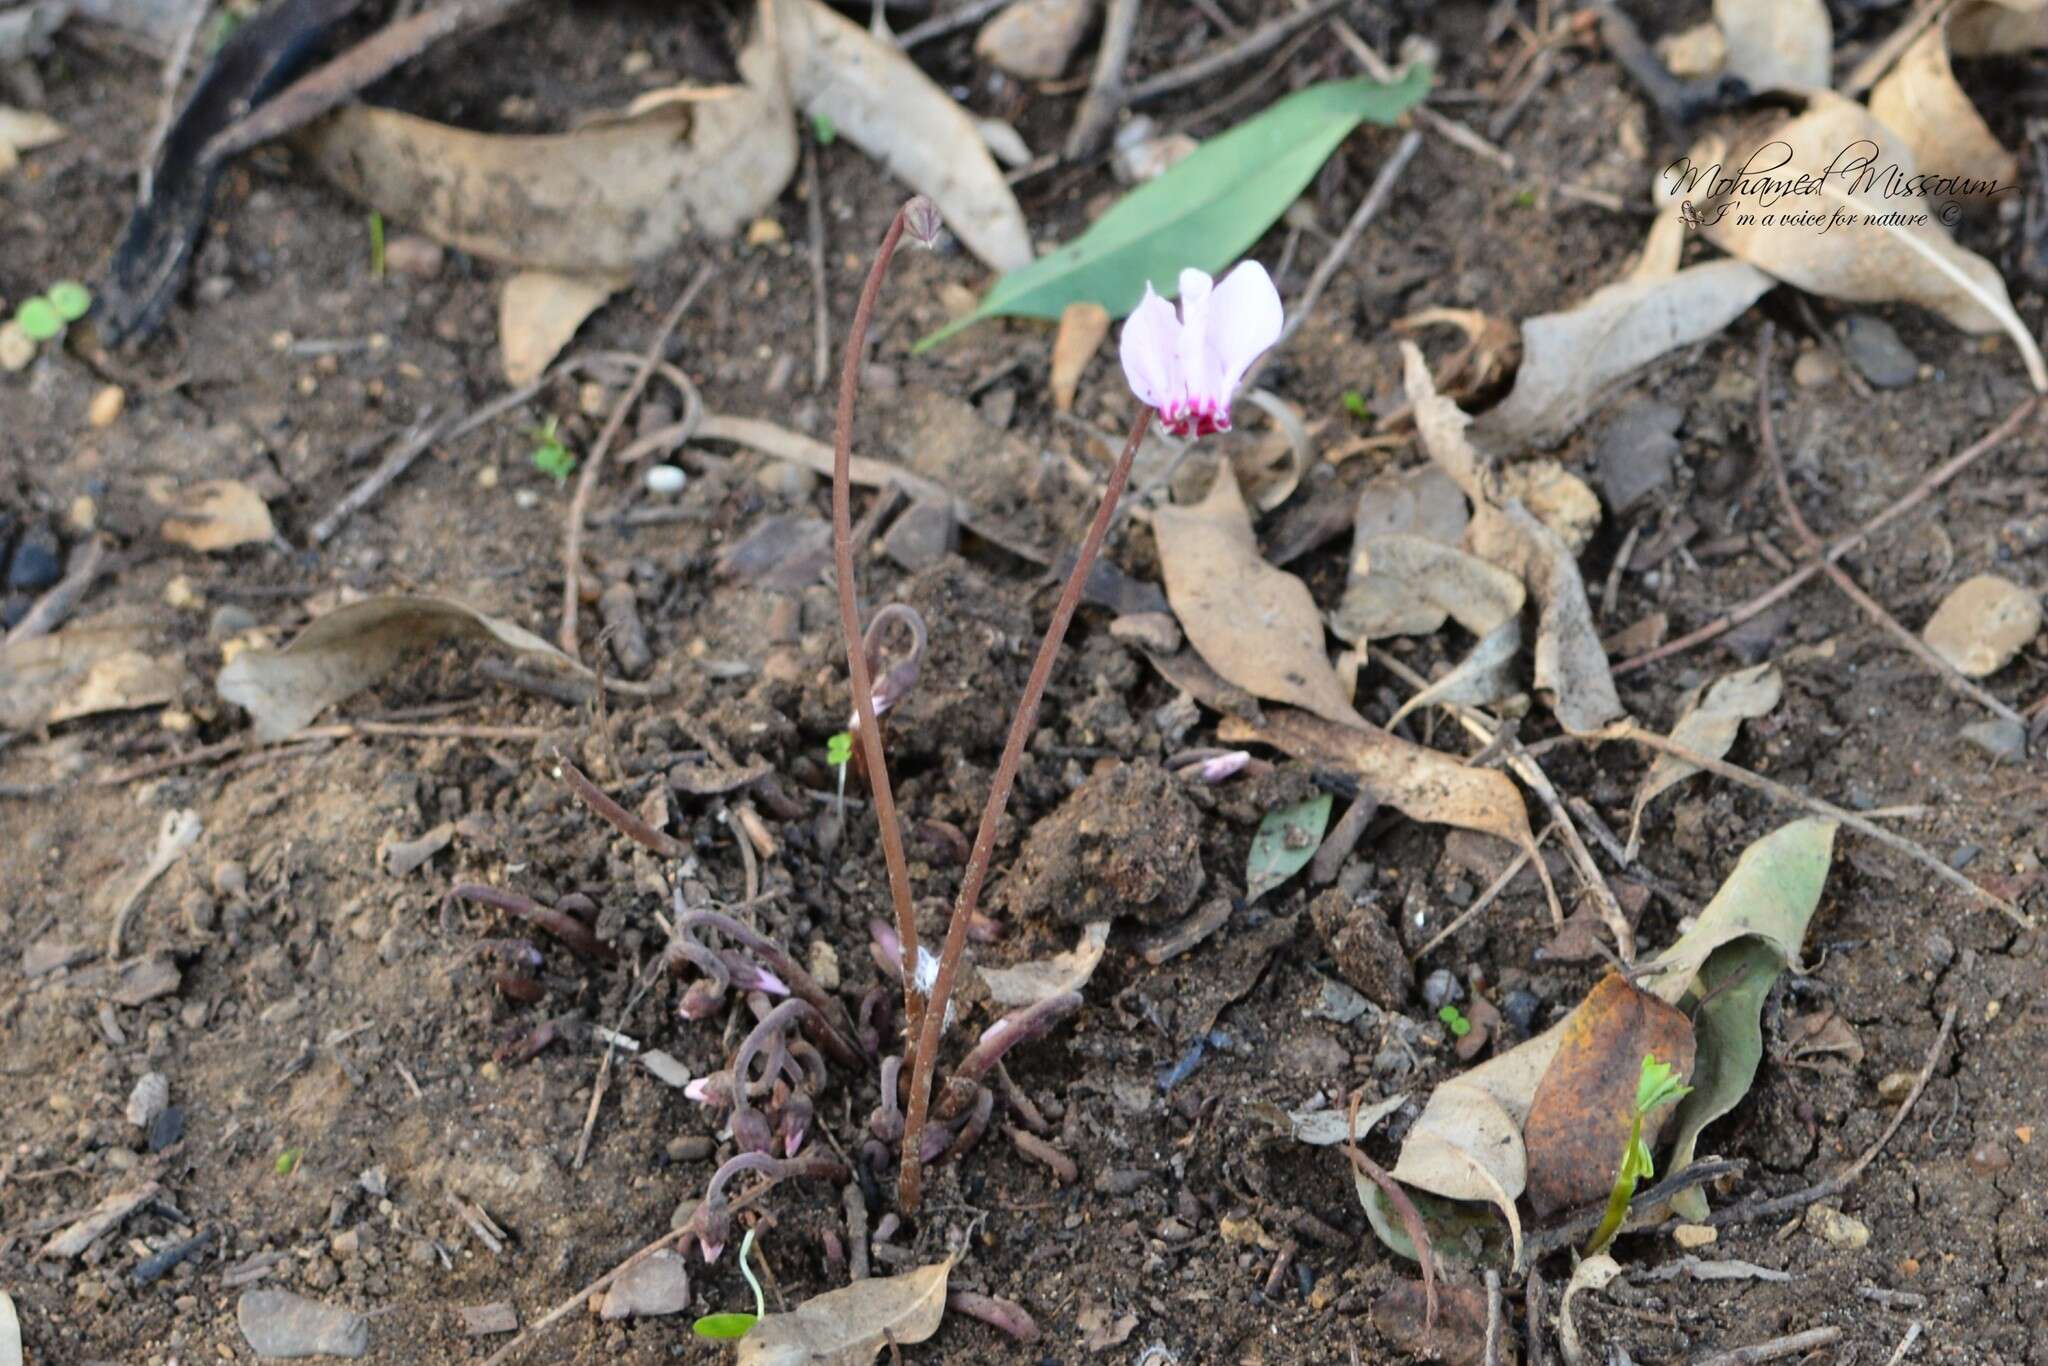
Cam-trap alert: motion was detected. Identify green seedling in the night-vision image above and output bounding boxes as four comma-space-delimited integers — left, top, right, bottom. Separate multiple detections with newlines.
369, 211, 386, 279
692, 1225, 764, 1341
1341, 389, 1371, 422
1509, 188, 1538, 210
47, 281, 91, 322
1584, 1053, 1693, 1256
811, 112, 837, 145
530, 417, 576, 484
826, 730, 854, 816
1437, 1004, 1471, 1038
13, 281, 95, 355
275, 1147, 302, 1176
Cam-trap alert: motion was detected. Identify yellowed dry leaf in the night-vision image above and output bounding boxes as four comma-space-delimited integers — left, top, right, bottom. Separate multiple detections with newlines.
147, 478, 276, 552
982, 921, 1111, 1007
1154, 463, 1364, 727
1628, 662, 1783, 854
0, 625, 183, 728
1714, 0, 1831, 91
1050, 301, 1110, 412
737, 1256, 954, 1365
499, 270, 626, 385
1869, 16, 2017, 193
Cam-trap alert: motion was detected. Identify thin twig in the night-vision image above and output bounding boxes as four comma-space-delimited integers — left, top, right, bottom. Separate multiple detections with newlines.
896, 0, 1009, 47
1841, 0, 1953, 97
1882, 1320, 1925, 1366
139, 0, 207, 202
4, 534, 108, 645
1482, 1269, 1503, 1366
1526, 1159, 1745, 1256
1616, 396, 2039, 674
1525, 1263, 1547, 1366
899, 408, 1154, 1211
562, 267, 714, 654
831, 204, 924, 1081
1756, 325, 2023, 727
1410, 821, 1555, 961
1694, 1327, 1843, 1366
1258, 128, 1424, 375
1596, 724, 2029, 927
1064, 0, 1143, 159
1123, 0, 1348, 105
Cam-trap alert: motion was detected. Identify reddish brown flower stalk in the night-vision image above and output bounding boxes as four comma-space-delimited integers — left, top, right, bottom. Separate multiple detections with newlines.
832, 200, 924, 1019
898, 408, 1152, 1208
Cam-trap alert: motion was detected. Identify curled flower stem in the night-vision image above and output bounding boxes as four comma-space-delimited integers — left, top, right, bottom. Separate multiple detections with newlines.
448, 884, 614, 964
936, 992, 1082, 1123
693, 1150, 850, 1263
731, 1000, 830, 1152
898, 407, 1152, 1210
832, 202, 923, 1020
671, 907, 862, 1066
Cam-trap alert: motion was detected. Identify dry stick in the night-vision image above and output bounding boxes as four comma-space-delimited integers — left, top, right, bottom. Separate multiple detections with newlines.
1695, 1327, 1843, 1366
4, 535, 108, 645
896, 0, 1010, 47
1599, 723, 2029, 927
1316, 9, 1515, 172
1122, 0, 1348, 105
1882, 1320, 1926, 1366
1841, 0, 1953, 98
830, 204, 925, 1064
561, 267, 715, 655
138, 0, 207, 201
1344, 1090, 1436, 1329
1376, 653, 1611, 948
1755, 327, 2023, 727
899, 408, 1154, 1211
1410, 821, 1556, 961
1616, 395, 2040, 675
1064, 0, 1144, 159
1258, 128, 1424, 373
1524, 1264, 1548, 1366
1482, 1270, 1503, 1366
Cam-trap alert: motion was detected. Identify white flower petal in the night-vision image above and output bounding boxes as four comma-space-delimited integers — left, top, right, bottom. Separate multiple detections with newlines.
1175, 269, 1221, 407
1118, 284, 1182, 410
1203, 260, 1285, 402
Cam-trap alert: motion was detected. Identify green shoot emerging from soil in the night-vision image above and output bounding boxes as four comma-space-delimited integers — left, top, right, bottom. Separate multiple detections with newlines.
369, 211, 386, 280
529, 418, 575, 484
1584, 1054, 1692, 1256
1437, 1004, 1471, 1038
692, 1225, 764, 1342
15, 280, 92, 345
1342, 389, 1371, 422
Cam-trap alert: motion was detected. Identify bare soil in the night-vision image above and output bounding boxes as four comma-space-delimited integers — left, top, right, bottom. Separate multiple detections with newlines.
4, 3, 2047, 1363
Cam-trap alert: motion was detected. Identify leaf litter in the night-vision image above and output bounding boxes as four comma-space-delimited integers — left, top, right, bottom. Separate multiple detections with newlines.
1627, 662, 1784, 856
737, 1255, 954, 1365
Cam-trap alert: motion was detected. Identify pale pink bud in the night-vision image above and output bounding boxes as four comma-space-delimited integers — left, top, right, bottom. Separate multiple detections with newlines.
904, 196, 944, 249
1119, 262, 1284, 438
1197, 750, 1252, 784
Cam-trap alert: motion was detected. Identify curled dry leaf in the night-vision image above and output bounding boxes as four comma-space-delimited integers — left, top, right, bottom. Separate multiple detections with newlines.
1255, 1091, 1407, 1146
770, 0, 1031, 272
1218, 708, 1554, 923
737, 1255, 954, 1365
218, 595, 580, 740
1495, 461, 1601, 555
1471, 248, 1772, 448
1154, 463, 1364, 727
1667, 95, 2047, 391
1521, 974, 1696, 1217
1049, 301, 1110, 412
148, 478, 277, 552
499, 270, 626, 385
1627, 662, 1783, 855
1713, 0, 1831, 92
1406, 344, 1623, 734
1392, 307, 1520, 403
1332, 533, 1524, 643
982, 921, 1110, 1007
1558, 1254, 1623, 1366
1869, 16, 2018, 193
300, 25, 794, 273
0, 624, 184, 728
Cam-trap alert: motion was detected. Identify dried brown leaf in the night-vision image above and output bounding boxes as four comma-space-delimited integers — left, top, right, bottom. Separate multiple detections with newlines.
1628, 662, 1782, 854
499, 270, 626, 385
1521, 974, 1696, 1217
1714, 0, 1831, 92
1950, 1, 2048, 56
982, 920, 1110, 1007
0, 625, 183, 728
1050, 301, 1109, 412
1155, 463, 1363, 727
149, 478, 277, 553
1332, 533, 1524, 644
737, 1256, 954, 1365
217, 595, 578, 740
1869, 16, 2017, 193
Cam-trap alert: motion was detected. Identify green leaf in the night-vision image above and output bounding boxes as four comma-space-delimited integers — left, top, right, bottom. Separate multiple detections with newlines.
693, 1313, 759, 1340
1356, 1177, 1509, 1268
812, 112, 837, 145
46, 281, 92, 322
532, 441, 576, 484
826, 731, 854, 766
915, 66, 1432, 350
1662, 938, 1781, 1219
275, 1147, 301, 1175
1341, 389, 1371, 421
1245, 791, 1333, 903
16, 297, 62, 341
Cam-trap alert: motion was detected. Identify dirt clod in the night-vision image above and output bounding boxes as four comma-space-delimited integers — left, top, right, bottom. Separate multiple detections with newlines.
1001, 761, 1205, 925
1310, 887, 1413, 1011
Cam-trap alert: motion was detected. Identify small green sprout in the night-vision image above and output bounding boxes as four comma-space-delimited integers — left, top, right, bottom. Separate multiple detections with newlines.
47, 281, 91, 322
368, 211, 387, 279
1509, 188, 1538, 210
1341, 389, 1371, 422
1584, 1053, 1693, 1256
275, 1147, 303, 1176
825, 731, 854, 767
811, 112, 837, 145
1437, 1004, 1471, 1038
692, 1225, 764, 1341
530, 417, 576, 484
15, 297, 62, 342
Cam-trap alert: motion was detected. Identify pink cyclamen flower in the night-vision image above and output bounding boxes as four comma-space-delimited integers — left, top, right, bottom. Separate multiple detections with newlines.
1119, 262, 1284, 438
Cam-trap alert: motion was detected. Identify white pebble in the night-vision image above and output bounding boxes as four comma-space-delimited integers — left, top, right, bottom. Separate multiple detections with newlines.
644, 464, 687, 497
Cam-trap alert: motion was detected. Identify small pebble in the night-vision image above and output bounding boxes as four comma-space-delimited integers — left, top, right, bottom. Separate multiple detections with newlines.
1950, 844, 1981, 871
598, 1249, 692, 1320
665, 1134, 714, 1162
1420, 968, 1463, 1010
209, 604, 258, 641
1876, 1071, 1918, 1102
0, 320, 33, 371
1961, 718, 2026, 762
383, 235, 445, 280
1672, 1223, 1718, 1249
640, 1051, 691, 1089
1923, 574, 2042, 678
1502, 989, 1542, 1034
1840, 315, 1918, 389
1807, 1205, 1870, 1251
1968, 1141, 2011, 1175
7, 520, 61, 591
237, 1288, 369, 1358
1792, 348, 1840, 388
643, 464, 686, 496
1924, 929, 1956, 968
86, 384, 126, 428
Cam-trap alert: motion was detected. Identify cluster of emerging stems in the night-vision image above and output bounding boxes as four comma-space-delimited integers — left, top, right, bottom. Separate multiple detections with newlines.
832, 198, 1154, 1210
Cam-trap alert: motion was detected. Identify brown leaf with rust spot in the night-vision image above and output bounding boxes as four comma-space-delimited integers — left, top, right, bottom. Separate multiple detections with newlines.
1522, 974, 1696, 1218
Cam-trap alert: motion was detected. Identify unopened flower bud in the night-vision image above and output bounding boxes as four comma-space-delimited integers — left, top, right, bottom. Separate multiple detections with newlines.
903, 196, 944, 250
